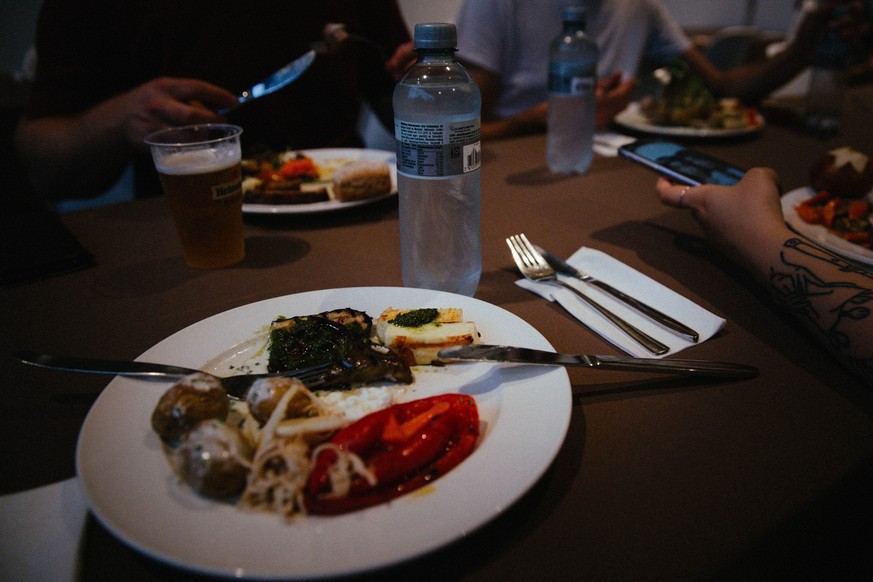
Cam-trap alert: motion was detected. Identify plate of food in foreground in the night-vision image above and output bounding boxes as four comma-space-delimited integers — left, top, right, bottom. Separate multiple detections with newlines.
76, 287, 572, 579
781, 146, 873, 267
241, 148, 397, 215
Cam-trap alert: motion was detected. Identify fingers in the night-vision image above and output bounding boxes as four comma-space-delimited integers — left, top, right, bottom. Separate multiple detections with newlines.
161, 78, 237, 114
597, 71, 622, 94
123, 78, 238, 148
655, 177, 699, 208
386, 41, 415, 79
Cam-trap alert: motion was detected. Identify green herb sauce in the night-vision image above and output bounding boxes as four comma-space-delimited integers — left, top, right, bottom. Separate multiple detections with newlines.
389, 308, 439, 328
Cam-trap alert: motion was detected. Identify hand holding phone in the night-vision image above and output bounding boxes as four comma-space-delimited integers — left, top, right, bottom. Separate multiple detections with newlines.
618, 140, 745, 186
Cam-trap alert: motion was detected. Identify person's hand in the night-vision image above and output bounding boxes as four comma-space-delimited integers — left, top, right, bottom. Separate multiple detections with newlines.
117, 78, 237, 150
385, 41, 415, 80
655, 168, 789, 268
595, 71, 636, 130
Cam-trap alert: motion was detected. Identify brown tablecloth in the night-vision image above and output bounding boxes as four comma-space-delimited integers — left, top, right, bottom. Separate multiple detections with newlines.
3, 89, 873, 580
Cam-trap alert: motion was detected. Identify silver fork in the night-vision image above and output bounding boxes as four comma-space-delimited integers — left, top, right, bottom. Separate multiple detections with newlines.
506, 234, 670, 355
14, 351, 330, 399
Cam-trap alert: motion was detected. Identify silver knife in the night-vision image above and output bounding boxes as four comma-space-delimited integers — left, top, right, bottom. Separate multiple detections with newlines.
535, 246, 700, 342
437, 345, 757, 379
218, 49, 316, 115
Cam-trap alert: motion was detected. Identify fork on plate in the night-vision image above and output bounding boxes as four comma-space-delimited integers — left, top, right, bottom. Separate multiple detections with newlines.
506, 234, 670, 355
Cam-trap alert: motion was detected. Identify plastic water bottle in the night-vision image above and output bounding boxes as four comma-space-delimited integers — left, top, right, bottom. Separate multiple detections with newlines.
803, 1, 851, 136
547, 7, 598, 174
394, 23, 482, 296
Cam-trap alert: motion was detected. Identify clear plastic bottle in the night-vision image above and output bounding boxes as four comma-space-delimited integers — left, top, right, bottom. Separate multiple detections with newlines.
803, 1, 851, 136
547, 7, 598, 174
393, 23, 482, 297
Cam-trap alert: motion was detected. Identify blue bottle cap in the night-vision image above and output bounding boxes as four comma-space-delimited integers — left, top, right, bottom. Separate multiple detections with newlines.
414, 23, 457, 50
562, 6, 586, 24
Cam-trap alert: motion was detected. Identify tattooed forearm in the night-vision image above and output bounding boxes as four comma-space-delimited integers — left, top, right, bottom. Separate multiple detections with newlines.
767, 238, 873, 381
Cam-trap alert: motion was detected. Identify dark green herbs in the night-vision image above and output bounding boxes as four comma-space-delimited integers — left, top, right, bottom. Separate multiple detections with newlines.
267, 308, 412, 390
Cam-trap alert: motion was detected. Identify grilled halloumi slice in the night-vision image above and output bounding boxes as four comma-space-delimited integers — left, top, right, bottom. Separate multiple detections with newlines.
375, 308, 480, 365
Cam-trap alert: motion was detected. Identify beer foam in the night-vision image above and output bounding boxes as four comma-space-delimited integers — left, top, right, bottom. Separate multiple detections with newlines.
156, 147, 241, 175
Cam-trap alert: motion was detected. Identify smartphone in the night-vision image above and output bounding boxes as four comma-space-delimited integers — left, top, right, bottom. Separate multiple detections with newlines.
618, 140, 745, 186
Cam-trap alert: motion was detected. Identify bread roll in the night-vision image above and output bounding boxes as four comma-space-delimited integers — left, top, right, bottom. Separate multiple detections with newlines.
332, 161, 392, 201
809, 147, 873, 199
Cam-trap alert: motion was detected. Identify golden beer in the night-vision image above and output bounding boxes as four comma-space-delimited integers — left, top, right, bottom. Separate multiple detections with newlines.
146, 125, 245, 269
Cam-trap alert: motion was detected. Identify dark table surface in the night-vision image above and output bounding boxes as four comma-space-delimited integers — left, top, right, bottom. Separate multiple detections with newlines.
3, 88, 873, 581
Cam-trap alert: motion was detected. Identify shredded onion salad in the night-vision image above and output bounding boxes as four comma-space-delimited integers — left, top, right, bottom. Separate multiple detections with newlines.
154, 372, 479, 519
241, 382, 351, 517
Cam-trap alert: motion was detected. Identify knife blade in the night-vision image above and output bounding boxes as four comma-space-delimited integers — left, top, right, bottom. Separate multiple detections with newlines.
535, 246, 700, 342
437, 345, 757, 379
218, 49, 316, 115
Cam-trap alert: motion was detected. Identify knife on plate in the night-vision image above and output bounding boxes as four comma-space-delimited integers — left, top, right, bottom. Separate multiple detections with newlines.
535, 246, 700, 342
437, 345, 758, 379
218, 49, 316, 115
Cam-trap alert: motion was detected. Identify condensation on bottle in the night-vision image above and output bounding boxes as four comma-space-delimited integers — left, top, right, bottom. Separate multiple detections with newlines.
547, 6, 598, 174
393, 23, 482, 297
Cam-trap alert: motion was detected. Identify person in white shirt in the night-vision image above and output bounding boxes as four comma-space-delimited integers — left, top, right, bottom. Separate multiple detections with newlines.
455, 0, 867, 139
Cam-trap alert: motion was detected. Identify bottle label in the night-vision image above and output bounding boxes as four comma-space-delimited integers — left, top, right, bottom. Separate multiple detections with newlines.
395, 118, 481, 178
549, 74, 595, 97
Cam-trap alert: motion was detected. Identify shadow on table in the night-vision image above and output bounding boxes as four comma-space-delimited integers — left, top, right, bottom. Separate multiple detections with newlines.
89, 235, 310, 298
707, 452, 873, 581
242, 195, 399, 231
504, 155, 624, 188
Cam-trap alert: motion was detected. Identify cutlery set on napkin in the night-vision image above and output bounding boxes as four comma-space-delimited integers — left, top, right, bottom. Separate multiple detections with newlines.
492, 234, 755, 380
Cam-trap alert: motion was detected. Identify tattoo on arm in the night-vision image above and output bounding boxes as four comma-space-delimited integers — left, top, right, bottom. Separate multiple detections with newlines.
768, 238, 873, 380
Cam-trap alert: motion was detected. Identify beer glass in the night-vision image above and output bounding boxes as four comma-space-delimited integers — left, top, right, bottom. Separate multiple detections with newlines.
144, 124, 245, 268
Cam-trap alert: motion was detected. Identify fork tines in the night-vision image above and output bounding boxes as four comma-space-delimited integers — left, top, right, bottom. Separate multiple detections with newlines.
507, 234, 550, 277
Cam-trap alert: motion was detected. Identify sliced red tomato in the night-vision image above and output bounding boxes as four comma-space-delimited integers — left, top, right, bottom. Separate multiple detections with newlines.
848, 200, 870, 221
278, 157, 319, 179
805, 190, 834, 206
822, 198, 842, 228
795, 203, 822, 224
844, 231, 871, 244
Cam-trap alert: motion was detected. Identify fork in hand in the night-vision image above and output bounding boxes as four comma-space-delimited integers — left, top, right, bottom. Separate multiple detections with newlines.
506, 234, 670, 356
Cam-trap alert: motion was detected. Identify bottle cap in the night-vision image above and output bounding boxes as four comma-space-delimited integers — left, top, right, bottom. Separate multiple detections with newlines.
562, 6, 586, 24
413, 23, 457, 50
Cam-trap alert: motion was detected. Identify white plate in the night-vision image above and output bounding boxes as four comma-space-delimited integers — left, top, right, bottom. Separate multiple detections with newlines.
614, 101, 764, 138
76, 287, 572, 579
242, 148, 397, 215
781, 186, 873, 267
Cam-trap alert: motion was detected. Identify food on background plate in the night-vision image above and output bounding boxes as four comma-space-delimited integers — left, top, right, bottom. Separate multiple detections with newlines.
794, 190, 872, 249
242, 150, 392, 205
375, 307, 481, 365
639, 59, 760, 130
809, 147, 873, 199
241, 152, 329, 204
332, 160, 392, 201
150, 305, 483, 518
794, 147, 873, 249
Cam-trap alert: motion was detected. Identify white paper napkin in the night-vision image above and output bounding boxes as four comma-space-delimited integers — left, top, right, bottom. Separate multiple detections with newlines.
516, 247, 725, 357
594, 131, 637, 157
0, 478, 88, 582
